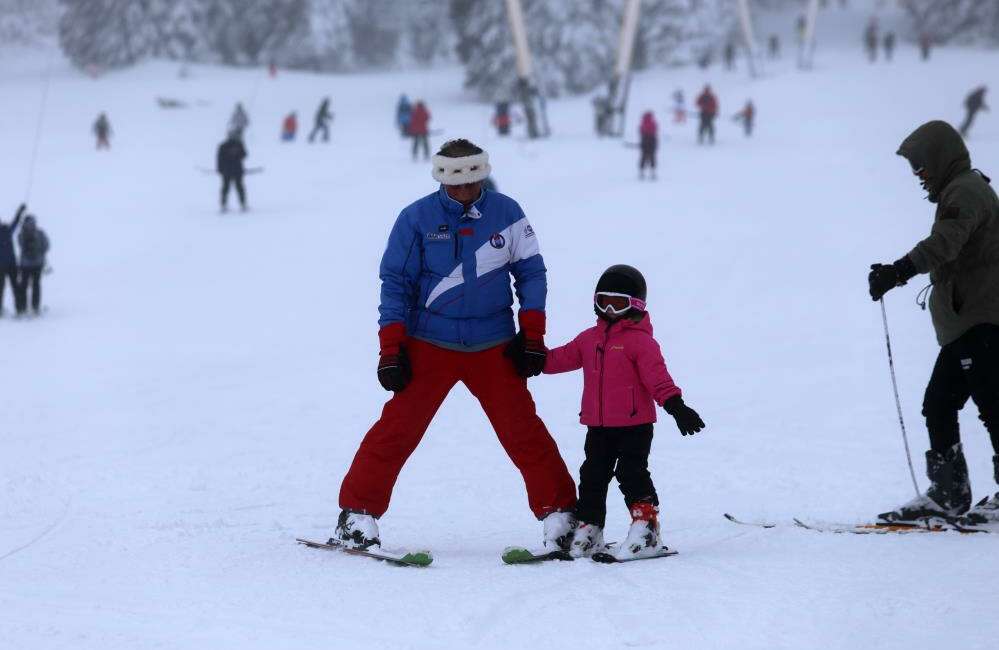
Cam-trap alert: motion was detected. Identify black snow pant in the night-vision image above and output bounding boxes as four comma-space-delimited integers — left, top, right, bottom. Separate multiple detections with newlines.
19, 266, 42, 312
923, 324, 999, 456
743, 117, 754, 137
309, 121, 330, 143
698, 115, 716, 144
959, 108, 981, 138
221, 173, 246, 209
0, 267, 24, 314
412, 134, 430, 160
574, 424, 658, 528
639, 137, 657, 173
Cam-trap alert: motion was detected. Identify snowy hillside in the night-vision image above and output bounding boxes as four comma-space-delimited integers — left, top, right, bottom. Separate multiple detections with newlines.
2, 9, 998, 650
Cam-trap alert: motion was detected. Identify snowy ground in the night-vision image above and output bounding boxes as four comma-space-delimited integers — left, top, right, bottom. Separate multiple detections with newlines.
2, 7, 998, 650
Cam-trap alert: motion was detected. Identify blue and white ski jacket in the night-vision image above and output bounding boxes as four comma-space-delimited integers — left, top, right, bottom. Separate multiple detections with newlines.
378, 186, 546, 348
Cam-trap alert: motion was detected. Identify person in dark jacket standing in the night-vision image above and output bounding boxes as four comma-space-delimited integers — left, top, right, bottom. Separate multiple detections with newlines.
0, 204, 26, 316
308, 97, 333, 143
869, 121, 999, 528
94, 112, 111, 149
959, 86, 989, 138
17, 214, 48, 315
638, 111, 658, 180
396, 94, 412, 138
696, 85, 718, 145
216, 132, 247, 212
883, 32, 896, 62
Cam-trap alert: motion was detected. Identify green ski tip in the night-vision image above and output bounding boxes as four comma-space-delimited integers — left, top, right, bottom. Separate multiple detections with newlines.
501, 547, 536, 564
400, 551, 433, 566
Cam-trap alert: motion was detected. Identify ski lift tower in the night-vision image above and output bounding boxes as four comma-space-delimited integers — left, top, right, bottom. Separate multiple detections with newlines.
596, 0, 642, 137
798, 0, 820, 70
735, 0, 760, 78
504, 0, 550, 139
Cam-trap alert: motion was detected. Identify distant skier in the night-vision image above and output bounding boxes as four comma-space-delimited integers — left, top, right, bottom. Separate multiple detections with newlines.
768, 34, 780, 59
796, 14, 807, 47
734, 100, 755, 137
228, 102, 249, 137
17, 214, 48, 315
959, 86, 988, 138
723, 42, 736, 71
0, 204, 25, 316
332, 138, 577, 553
308, 97, 333, 143
93, 112, 111, 150
638, 111, 658, 180
919, 32, 933, 61
696, 85, 719, 145
216, 131, 247, 213
593, 95, 614, 136
408, 100, 431, 161
281, 112, 297, 142
864, 18, 879, 62
543, 264, 704, 560
869, 120, 999, 528
883, 31, 896, 62
493, 101, 512, 136
396, 94, 412, 138
672, 89, 686, 124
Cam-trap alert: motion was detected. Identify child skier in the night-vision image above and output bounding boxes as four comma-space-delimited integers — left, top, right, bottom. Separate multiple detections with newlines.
281, 112, 297, 142
544, 265, 705, 560
638, 111, 658, 180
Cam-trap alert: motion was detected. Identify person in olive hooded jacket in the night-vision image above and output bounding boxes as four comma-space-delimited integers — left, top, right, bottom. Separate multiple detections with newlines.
869, 120, 999, 527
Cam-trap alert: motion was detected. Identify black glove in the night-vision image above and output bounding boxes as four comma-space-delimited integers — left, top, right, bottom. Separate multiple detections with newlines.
504, 331, 547, 378
377, 347, 411, 392
663, 396, 705, 436
868, 256, 917, 301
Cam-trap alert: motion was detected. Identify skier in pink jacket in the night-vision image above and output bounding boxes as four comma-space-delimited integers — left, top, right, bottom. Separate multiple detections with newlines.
544, 264, 705, 560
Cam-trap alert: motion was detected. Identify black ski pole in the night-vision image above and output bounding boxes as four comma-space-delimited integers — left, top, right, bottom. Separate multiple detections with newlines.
880, 298, 921, 498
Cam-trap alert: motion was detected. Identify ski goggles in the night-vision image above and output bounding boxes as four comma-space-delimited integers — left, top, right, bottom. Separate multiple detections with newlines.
594, 292, 646, 315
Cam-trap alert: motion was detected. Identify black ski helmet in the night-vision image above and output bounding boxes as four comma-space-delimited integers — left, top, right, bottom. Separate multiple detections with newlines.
595, 265, 647, 301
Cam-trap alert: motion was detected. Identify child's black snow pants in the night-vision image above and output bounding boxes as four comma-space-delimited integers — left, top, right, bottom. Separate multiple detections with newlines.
574, 424, 658, 528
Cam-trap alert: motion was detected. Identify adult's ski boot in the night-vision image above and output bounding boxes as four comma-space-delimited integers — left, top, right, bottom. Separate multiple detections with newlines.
959, 455, 999, 527
615, 500, 662, 560
568, 522, 605, 558
332, 510, 380, 550
542, 511, 577, 552
878, 443, 972, 524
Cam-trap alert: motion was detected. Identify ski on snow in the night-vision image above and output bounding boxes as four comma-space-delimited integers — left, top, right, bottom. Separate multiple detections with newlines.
722, 513, 992, 534
591, 547, 678, 564
501, 546, 572, 564
296, 538, 433, 567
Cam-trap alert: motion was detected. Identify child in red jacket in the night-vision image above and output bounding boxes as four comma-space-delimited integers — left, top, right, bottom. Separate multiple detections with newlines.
544, 264, 705, 560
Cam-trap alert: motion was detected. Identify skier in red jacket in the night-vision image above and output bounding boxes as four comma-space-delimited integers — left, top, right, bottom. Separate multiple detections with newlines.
544, 265, 705, 560
408, 101, 431, 160
696, 85, 719, 145
638, 111, 659, 180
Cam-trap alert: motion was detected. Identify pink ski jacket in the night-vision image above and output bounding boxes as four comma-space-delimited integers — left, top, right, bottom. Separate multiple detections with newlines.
544, 313, 681, 427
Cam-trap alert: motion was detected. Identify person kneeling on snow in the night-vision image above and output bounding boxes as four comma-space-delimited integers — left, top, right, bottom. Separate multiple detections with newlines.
544, 265, 705, 560
869, 120, 999, 528
333, 138, 577, 552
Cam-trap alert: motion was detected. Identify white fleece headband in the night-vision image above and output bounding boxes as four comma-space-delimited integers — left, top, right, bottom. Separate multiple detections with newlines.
432, 152, 491, 185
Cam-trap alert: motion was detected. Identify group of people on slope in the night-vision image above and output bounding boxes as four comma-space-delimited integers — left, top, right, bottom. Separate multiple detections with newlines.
864, 19, 898, 63
396, 95, 432, 160
332, 138, 705, 561
280, 97, 335, 143
0, 204, 50, 317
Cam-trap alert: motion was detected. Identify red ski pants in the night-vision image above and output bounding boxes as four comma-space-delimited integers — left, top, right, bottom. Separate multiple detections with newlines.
339, 339, 577, 519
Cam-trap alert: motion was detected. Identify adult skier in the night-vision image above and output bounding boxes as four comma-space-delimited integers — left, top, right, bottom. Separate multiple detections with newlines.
216, 131, 247, 213
768, 34, 780, 59
228, 102, 249, 137
864, 18, 879, 62
396, 94, 412, 138
93, 112, 111, 149
734, 100, 755, 137
696, 85, 719, 145
723, 42, 736, 71
17, 214, 48, 315
308, 97, 333, 143
281, 112, 297, 142
333, 138, 578, 552
883, 31, 896, 62
959, 86, 989, 139
0, 204, 25, 316
408, 101, 431, 161
493, 102, 512, 136
919, 32, 933, 61
638, 111, 658, 180
869, 120, 999, 527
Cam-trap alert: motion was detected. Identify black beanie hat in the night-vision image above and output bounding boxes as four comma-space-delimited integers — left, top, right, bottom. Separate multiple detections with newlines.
595, 264, 647, 301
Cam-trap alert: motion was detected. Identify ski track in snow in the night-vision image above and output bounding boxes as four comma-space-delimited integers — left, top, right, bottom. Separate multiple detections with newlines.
1, 6, 998, 650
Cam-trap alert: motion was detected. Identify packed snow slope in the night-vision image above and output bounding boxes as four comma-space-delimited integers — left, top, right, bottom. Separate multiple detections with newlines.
2, 18, 997, 650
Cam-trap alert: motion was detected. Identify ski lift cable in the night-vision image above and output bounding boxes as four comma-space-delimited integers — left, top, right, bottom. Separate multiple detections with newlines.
24, 48, 56, 202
